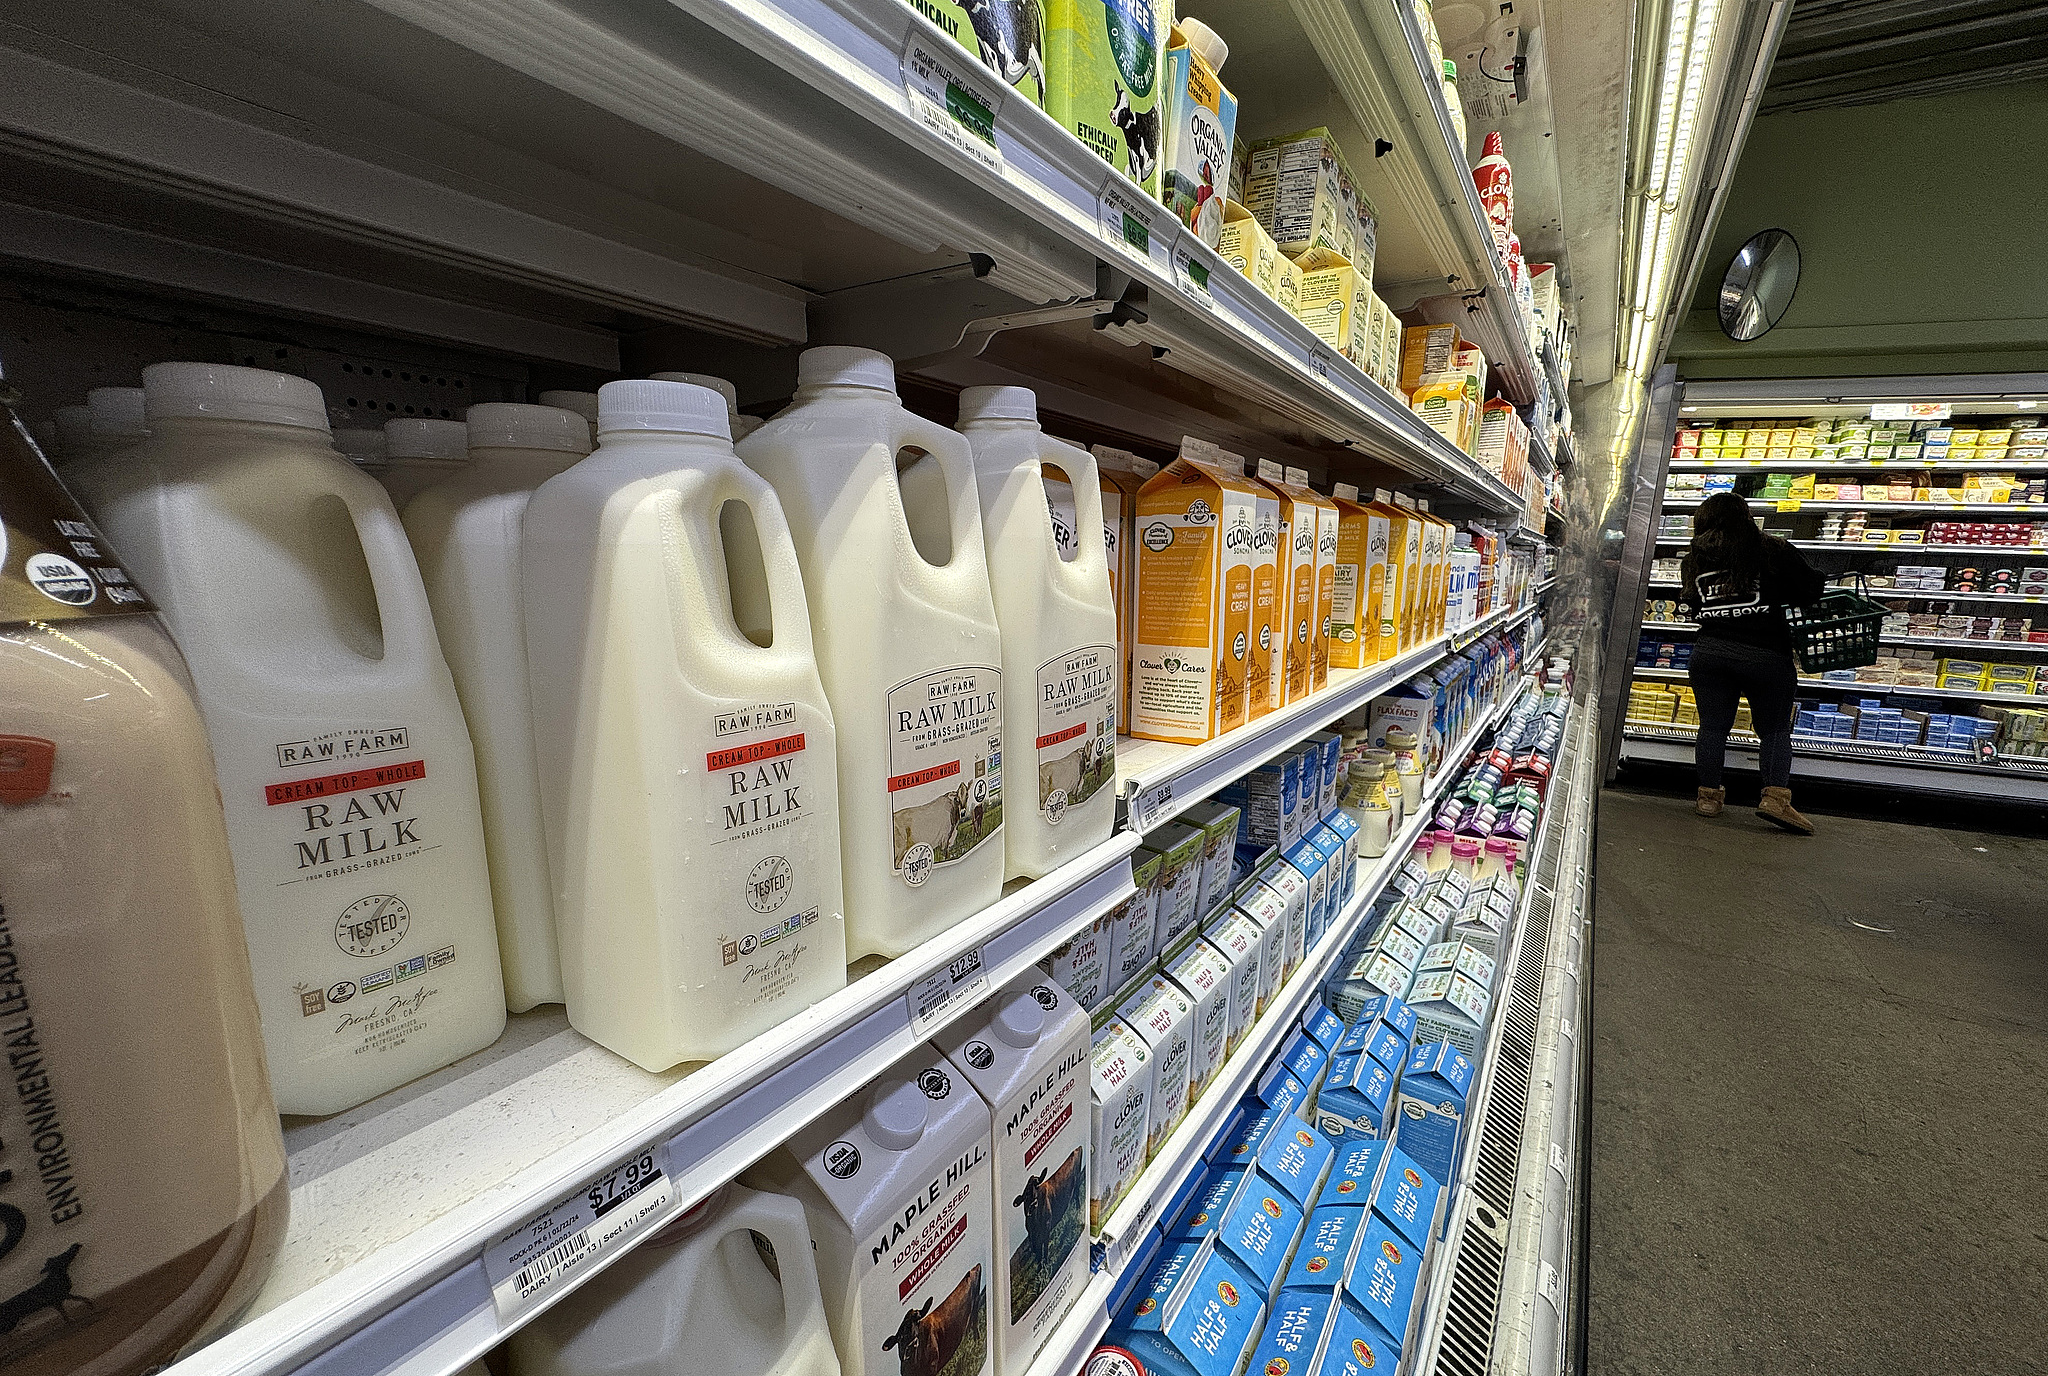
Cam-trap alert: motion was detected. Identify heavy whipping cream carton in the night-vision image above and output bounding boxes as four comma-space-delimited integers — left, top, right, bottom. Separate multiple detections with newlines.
1132, 450, 1261, 743
752, 1045, 995, 1376
938, 979, 1092, 1373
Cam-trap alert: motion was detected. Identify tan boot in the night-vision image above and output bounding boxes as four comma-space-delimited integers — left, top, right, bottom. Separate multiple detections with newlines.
1756, 786, 1816, 835
1695, 787, 1725, 817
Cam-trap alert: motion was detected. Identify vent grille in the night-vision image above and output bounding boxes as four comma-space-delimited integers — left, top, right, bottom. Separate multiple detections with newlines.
1432, 1221, 1508, 1376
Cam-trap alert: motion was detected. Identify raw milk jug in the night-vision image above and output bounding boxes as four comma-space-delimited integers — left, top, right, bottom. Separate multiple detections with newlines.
740, 348, 1005, 958
652, 371, 764, 440
91, 363, 504, 1116
523, 380, 844, 1070
934, 978, 1091, 1374
1, 411, 288, 1374
507, 1183, 841, 1376
403, 404, 591, 1011
957, 387, 1118, 879
748, 1045, 996, 1376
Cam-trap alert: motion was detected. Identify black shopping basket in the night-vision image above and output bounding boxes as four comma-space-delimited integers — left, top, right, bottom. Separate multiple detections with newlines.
1783, 574, 1886, 673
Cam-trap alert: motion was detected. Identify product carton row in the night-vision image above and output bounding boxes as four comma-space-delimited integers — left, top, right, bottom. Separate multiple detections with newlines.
1675, 417, 2048, 464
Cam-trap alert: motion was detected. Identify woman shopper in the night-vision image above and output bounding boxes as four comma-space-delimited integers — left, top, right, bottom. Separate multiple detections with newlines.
1679, 491, 1826, 833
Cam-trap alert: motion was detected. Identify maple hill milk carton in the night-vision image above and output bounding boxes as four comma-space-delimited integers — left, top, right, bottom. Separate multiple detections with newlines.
750, 1044, 995, 1376
937, 978, 1092, 1373
1131, 444, 1261, 743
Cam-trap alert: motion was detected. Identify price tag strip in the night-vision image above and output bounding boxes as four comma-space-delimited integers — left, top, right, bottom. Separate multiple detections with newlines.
1129, 778, 1174, 833
1097, 177, 1177, 278
900, 33, 1004, 174
906, 943, 991, 1037
1171, 237, 1217, 310
483, 1147, 676, 1321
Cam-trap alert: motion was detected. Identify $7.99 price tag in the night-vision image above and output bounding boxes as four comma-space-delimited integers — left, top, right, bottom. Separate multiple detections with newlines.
484, 1147, 675, 1319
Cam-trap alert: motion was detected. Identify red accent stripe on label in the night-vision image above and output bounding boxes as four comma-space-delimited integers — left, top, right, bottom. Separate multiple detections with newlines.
1024, 1100, 1073, 1168
888, 760, 961, 793
706, 732, 805, 772
898, 1213, 968, 1301
1035, 722, 1087, 751
265, 759, 426, 806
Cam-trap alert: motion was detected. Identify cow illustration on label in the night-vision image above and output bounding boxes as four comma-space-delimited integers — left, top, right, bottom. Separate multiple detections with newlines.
882, 1264, 986, 1376
888, 667, 1003, 886
1035, 646, 1116, 827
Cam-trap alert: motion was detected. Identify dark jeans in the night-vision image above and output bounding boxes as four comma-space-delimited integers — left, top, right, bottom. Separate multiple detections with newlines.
1688, 638, 1797, 789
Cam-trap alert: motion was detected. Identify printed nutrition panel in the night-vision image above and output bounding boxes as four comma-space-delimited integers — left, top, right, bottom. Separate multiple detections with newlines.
888, 667, 1003, 887
1035, 646, 1116, 826
1134, 513, 1215, 735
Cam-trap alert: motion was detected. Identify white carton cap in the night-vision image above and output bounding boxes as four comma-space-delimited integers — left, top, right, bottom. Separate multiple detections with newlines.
466, 403, 594, 454
650, 372, 739, 416
86, 387, 148, 439
384, 417, 469, 461
597, 379, 731, 440
797, 345, 897, 393
957, 385, 1039, 425
991, 988, 1046, 1048
535, 389, 599, 423
333, 427, 387, 460
863, 1078, 928, 1151
1178, 16, 1228, 72
54, 405, 94, 455
144, 363, 330, 432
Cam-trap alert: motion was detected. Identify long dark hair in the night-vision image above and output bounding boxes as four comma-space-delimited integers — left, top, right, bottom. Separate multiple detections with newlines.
1684, 491, 1766, 599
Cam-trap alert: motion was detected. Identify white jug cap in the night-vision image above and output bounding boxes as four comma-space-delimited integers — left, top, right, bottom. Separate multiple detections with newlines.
144, 362, 330, 432
863, 1078, 929, 1151
535, 389, 600, 423
333, 427, 388, 460
86, 387, 148, 439
384, 418, 469, 461
466, 403, 594, 454
957, 385, 1039, 426
797, 346, 897, 393
991, 988, 1046, 1048
597, 379, 731, 440
1178, 17, 1228, 71
650, 372, 740, 417
54, 405, 94, 455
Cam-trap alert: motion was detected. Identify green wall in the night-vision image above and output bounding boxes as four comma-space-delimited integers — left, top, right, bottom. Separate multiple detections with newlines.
1668, 79, 2048, 379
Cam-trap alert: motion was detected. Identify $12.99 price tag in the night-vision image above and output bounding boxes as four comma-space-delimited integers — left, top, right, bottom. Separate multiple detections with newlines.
483, 1147, 675, 1320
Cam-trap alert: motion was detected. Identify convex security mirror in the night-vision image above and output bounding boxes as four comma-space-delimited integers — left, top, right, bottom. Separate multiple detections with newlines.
1718, 228, 1800, 341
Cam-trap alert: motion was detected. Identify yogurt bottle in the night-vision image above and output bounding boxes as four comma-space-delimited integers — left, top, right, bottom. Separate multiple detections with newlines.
958, 387, 1119, 879
523, 380, 845, 1069
741, 348, 1007, 958
403, 403, 591, 1011
92, 363, 504, 1114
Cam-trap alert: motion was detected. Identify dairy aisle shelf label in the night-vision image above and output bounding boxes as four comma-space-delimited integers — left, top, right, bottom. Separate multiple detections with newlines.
1129, 779, 1176, 833
1550, 1141, 1568, 1179
906, 943, 992, 1037
900, 32, 1003, 174
1098, 178, 1177, 277
1539, 1259, 1564, 1308
1172, 239, 1217, 310
1308, 345, 1336, 383
483, 1147, 676, 1321
1776, 499, 1801, 512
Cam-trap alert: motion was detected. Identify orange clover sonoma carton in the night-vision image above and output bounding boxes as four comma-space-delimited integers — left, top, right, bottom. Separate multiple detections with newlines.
1286, 465, 1341, 690
1131, 445, 1262, 743
1327, 482, 1389, 669
1234, 453, 1287, 722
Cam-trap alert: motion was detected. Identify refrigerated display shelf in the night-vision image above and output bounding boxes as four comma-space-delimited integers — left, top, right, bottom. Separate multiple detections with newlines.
1647, 583, 2048, 605
1119, 599, 1541, 832
1669, 459, 2048, 471
1631, 665, 2048, 705
1656, 540, 2048, 552
1620, 727, 2048, 801
1029, 673, 1550, 1376
1634, 624, 2048, 653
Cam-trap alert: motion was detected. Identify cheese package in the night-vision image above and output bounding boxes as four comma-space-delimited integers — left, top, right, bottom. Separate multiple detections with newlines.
1132, 450, 1262, 742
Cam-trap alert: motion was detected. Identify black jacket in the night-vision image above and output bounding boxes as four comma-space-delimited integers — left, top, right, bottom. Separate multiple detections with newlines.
1679, 536, 1826, 654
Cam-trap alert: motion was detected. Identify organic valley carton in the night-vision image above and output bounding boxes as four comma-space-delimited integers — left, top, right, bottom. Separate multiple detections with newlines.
1160, 19, 1239, 245
1045, 0, 1169, 197
1091, 1012, 1154, 1228
905, 0, 1049, 108
1327, 482, 1389, 670
936, 977, 1092, 1374
751, 1044, 995, 1376
1132, 451, 1261, 743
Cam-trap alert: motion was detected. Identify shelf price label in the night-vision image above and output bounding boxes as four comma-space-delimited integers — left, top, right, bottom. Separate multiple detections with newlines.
901, 35, 1004, 174
1129, 778, 1175, 832
907, 943, 991, 1037
1096, 178, 1177, 278
1775, 499, 1801, 512
484, 1146, 676, 1320
1171, 237, 1217, 310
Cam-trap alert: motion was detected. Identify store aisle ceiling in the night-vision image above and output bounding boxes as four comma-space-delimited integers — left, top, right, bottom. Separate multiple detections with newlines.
1762, 0, 2048, 114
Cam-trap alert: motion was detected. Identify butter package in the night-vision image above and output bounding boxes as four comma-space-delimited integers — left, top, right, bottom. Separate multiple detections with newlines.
1165, 937, 1234, 1101
1201, 917, 1263, 1052
1168, 1165, 1309, 1295
1244, 1286, 1402, 1376
1132, 453, 1262, 742
1245, 128, 1357, 260
1044, 0, 1169, 197
1216, 199, 1282, 297
1327, 483, 1390, 669
1293, 248, 1374, 365
1120, 975, 1197, 1156
1314, 1050, 1396, 1140
1146, 822, 1209, 950
1091, 1014, 1154, 1228
1392, 1041, 1473, 1185
1095, 1236, 1266, 1376
1160, 19, 1239, 245
1183, 799, 1245, 920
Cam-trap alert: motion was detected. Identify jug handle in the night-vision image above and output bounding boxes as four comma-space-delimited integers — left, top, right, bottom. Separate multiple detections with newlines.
343, 485, 441, 665
727, 1187, 834, 1364
708, 464, 817, 659
898, 415, 991, 577
1056, 442, 1110, 585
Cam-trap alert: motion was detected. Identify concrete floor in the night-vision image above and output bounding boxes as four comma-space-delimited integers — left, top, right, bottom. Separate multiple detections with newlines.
1589, 778, 2048, 1374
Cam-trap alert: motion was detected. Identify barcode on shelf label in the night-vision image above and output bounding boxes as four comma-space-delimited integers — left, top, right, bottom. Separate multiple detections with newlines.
1131, 779, 1174, 831
484, 1148, 675, 1319
1308, 346, 1334, 382
1538, 1260, 1563, 1309
1172, 238, 1216, 309
1106, 1194, 1158, 1273
1097, 178, 1176, 277
1550, 1140, 1568, 1178
901, 35, 1003, 174
907, 944, 991, 1037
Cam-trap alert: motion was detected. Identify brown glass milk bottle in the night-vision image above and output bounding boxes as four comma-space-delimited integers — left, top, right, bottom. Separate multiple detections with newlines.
0, 402, 287, 1374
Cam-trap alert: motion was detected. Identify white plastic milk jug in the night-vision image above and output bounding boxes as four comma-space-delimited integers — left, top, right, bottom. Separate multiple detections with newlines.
404, 403, 591, 1011
380, 416, 470, 508
538, 389, 600, 447
739, 347, 1006, 958
90, 362, 504, 1115
653, 371, 764, 439
956, 387, 1119, 880
506, 1182, 842, 1376
522, 380, 845, 1070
